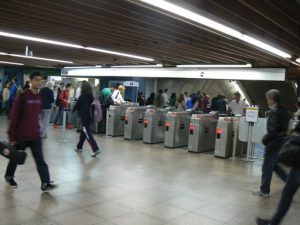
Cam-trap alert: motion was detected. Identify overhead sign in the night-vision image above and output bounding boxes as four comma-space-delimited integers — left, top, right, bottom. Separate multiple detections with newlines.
245, 106, 259, 123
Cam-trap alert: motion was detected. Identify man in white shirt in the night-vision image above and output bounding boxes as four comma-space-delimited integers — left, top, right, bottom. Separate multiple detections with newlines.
228, 92, 246, 116
111, 85, 126, 105
184, 92, 189, 104
162, 89, 169, 107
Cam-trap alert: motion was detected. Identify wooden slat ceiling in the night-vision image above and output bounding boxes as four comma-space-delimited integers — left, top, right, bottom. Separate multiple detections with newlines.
0, 0, 299, 74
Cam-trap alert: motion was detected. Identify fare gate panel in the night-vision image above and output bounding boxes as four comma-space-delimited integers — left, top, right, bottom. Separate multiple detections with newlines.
164, 111, 192, 148
143, 108, 168, 144
106, 103, 138, 137
124, 107, 147, 140
214, 117, 233, 158
188, 114, 218, 153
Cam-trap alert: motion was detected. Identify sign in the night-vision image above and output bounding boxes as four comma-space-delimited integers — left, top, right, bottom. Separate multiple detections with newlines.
245, 106, 259, 123
123, 81, 139, 87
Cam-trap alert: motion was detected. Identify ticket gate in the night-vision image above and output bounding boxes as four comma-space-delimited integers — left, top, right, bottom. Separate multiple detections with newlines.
106, 103, 138, 137
188, 114, 218, 153
124, 107, 147, 140
214, 117, 233, 158
143, 108, 168, 144
164, 111, 192, 148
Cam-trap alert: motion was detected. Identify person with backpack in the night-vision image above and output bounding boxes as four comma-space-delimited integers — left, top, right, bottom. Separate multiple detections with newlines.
73, 81, 101, 157
253, 89, 289, 197
53, 83, 74, 129
111, 85, 126, 105
256, 122, 300, 225
40, 82, 55, 138
4, 71, 57, 191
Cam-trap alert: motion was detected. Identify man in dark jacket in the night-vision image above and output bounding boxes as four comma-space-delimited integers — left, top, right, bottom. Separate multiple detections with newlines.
40, 82, 54, 138
5, 71, 56, 191
257, 124, 300, 225
253, 89, 289, 197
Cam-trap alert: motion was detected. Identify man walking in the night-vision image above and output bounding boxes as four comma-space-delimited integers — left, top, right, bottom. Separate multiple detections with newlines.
253, 89, 289, 197
5, 71, 57, 191
40, 82, 55, 138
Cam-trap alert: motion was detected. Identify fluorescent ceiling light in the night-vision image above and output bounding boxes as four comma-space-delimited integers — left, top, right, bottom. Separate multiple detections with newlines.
176, 63, 252, 68
111, 64, 162, 68
0, 60, 24, 65
64, 65, 102, 69
292, 62, 300, 67
0, 52, 8, 55
296, 58, 300, 63
9, 54, 73, 64
137, 0, 291, 58
0, 31, 84, 49
85, 47, 154, 61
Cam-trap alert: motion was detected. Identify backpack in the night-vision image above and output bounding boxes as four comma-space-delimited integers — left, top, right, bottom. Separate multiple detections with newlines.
108, 91, 119, 106
279, 134, 300, 168
90, 98, 103, 123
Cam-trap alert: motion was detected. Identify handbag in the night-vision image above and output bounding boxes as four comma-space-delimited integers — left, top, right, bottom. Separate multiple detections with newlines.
279, 135, 300, 168
0, 141, 27, 165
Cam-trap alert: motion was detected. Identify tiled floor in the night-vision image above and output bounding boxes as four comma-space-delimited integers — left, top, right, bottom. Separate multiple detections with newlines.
0, 116, 299, 225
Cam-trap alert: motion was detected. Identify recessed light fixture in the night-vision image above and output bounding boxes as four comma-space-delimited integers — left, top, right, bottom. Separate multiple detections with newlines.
136, 0, 291, 58
85, 47, 154, 61
0, 60, 24, 65
111, 64, 162, 68
9, 54, 73, 64
176, 63, 252, 68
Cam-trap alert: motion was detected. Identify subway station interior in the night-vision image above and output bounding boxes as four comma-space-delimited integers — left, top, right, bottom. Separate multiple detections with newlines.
0, 1, 300, 225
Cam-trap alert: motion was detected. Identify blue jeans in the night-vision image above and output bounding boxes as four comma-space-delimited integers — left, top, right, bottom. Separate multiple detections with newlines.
271, 168, 300, 225
260, 150, 288, 194
5, 139, 50, 184
54, 107, 69, 125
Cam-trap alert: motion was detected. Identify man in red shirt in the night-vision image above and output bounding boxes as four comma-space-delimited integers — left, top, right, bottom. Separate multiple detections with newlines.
5, 71, 57, 191
53, 83, 74, 129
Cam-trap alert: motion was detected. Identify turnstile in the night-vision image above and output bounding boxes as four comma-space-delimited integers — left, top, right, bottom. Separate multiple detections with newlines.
188, 114, 218, 153
124, 107, 147, 140
164, 111, 192, 148
143, 108, 168, 144
214, 117, 233, 158
106, 103, 138, 137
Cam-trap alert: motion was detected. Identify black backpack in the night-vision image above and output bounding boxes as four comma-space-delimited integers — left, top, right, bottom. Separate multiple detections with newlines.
279, 134, 300, 168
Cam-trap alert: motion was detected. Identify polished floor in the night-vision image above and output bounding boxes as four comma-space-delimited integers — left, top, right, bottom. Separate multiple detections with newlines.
0, 116, 299, 225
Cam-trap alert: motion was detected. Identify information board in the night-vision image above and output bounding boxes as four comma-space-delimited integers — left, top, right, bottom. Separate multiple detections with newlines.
245, 107, 259, 123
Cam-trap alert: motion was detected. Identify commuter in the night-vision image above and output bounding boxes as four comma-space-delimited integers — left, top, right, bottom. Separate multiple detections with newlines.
73, 81, 100, 157
24, 80, 30, 89
169, 93, 177, 107
137, 92, 146, 106
177, 94, 185, 111
228, 92, 247, 116
294, 102, 300, 120
202, 93, 210, 113
75, 81, 82, 100
194, 95, 203, 111
2, 82, 10, 116
256, 122, 300, 225
111, 85, 126, 105
186, 93, 197, 110
154, 89, 165, 108
100, 86, 113, 107
162, 89, 169, 106
5, 71, 57, 191
53, 83, 74, 129
211, 94, 219, 111
216, 95, 227, 114
184, 92, 189, 104
253, 89, 289, 197
40, 82, 55, 138
146, 92, 156, 106
8, 78, 18, 115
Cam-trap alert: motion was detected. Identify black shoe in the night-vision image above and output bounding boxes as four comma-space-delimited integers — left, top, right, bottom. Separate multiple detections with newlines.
256, 217, 271, 225
41, 183, 58, 191
6, 178, 18, 188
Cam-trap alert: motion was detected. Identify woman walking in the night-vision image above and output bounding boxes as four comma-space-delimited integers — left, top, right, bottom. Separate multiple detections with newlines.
72, 81, 100, 157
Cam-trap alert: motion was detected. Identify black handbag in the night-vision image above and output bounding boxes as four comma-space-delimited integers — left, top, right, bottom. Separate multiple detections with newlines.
279, 135, 300, 168
0, 141, 27, 165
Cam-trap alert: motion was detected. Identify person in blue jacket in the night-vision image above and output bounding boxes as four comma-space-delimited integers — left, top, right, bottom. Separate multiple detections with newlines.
8, 78, 18, 116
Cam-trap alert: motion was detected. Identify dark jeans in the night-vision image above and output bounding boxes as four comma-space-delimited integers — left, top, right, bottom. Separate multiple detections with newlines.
5, 139, 50, 184
260, 150, 288, 194
54, 107, 69, 125
271, 168, 300, 225
77, 124, 99, 152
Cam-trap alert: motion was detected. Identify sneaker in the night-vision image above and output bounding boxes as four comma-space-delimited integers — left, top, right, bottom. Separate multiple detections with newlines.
53, 124, 59, 128
6, 178, 18, 188
253, 190, 270, 198
256, 217, 271, 225
75, 148, 82, 152
41, 183, 58, 191
66, 125, 75, 129
91, 150, 101, 157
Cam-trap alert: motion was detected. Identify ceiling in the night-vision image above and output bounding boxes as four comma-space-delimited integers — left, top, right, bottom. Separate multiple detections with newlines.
0, 0, 300, 77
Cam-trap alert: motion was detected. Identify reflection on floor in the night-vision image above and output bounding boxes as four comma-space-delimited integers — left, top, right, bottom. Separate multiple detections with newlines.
0, 116, 299, 225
